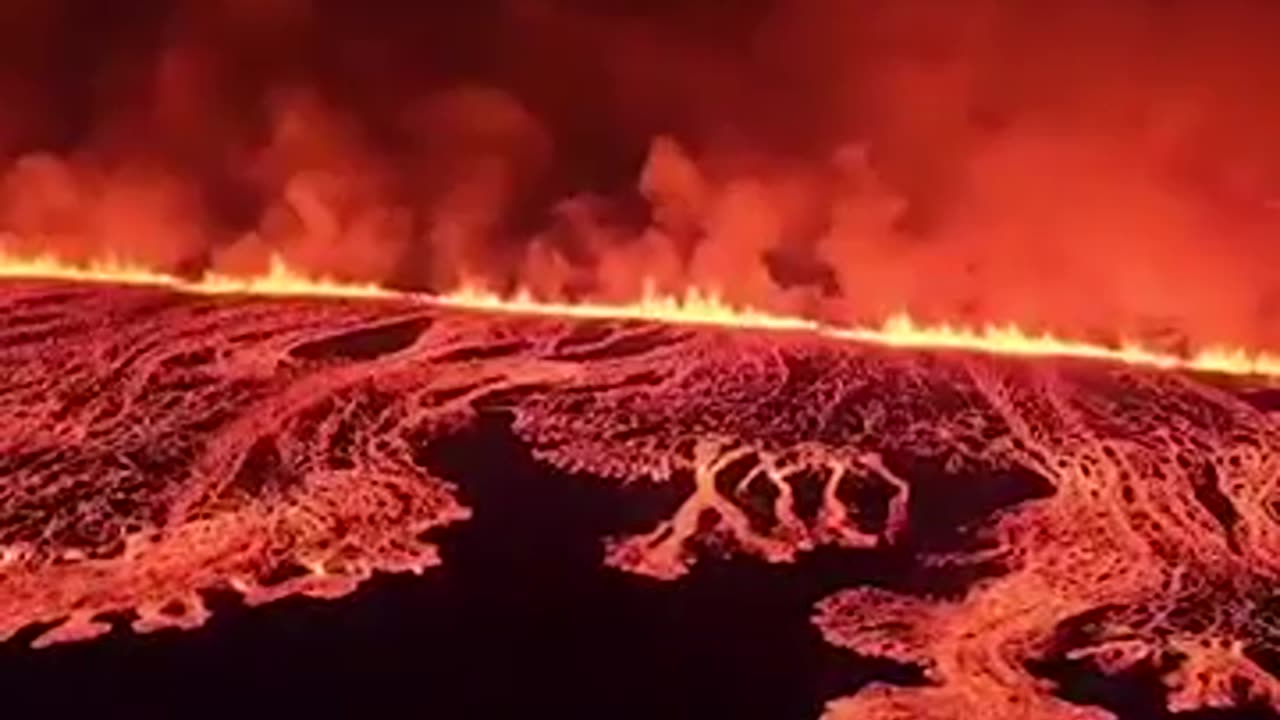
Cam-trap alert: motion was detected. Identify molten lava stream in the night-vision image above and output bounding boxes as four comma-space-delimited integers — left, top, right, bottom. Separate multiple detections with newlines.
2, 248, 1280, 378
2, 253, 1280, 720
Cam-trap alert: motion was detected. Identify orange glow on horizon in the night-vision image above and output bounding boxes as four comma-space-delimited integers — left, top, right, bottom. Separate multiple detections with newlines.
3, 248, 1279, 379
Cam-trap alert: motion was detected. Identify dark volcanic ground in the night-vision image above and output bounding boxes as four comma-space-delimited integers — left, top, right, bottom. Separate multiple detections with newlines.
0, 412, 909, 720
1, 281, 1279, 720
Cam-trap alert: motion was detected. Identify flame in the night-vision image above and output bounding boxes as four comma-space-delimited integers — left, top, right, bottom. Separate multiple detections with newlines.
439, 283, 1280, 378
0, 251, 182, 288
3, 248, 1280, 378
0, 249, 392, 299
197, 256, 393, 299
438, 279, 819, 331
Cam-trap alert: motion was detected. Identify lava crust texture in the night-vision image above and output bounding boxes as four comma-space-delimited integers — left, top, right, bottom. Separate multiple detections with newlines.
2, 281, 1280, 719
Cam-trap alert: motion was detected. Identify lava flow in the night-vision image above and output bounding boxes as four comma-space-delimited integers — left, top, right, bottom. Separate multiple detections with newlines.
5, 248, 1280, 379
2, 272, 1280, 720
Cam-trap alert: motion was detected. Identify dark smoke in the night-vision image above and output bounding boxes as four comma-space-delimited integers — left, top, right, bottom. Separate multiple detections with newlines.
2, 0, 1280, 347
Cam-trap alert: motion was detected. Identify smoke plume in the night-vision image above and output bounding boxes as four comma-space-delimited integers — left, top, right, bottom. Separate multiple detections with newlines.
3, 0, 1280, 347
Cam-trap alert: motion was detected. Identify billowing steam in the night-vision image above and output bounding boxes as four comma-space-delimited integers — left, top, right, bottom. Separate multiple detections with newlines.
2, 0, 1280, 347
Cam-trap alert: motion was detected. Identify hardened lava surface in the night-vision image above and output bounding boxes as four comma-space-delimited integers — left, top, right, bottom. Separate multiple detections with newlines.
3, 281, 1280, 719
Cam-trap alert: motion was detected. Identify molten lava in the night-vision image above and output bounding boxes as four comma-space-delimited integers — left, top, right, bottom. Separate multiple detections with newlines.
8, 4, 1280, 718
1, 272, 1279, 719
2, 248, 1279, 379
0, 250, 394, 299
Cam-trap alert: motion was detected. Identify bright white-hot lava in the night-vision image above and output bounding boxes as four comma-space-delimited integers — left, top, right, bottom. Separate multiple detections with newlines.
2, 248, 1279, 378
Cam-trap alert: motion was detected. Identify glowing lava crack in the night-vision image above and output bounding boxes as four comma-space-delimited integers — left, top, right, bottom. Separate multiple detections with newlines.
2, 278, 1280, 720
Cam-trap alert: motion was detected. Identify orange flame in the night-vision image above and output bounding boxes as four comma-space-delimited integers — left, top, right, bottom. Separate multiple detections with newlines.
439, 282, 1280, 378
3, 248, 1279, 378
0, 249, 392, 299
